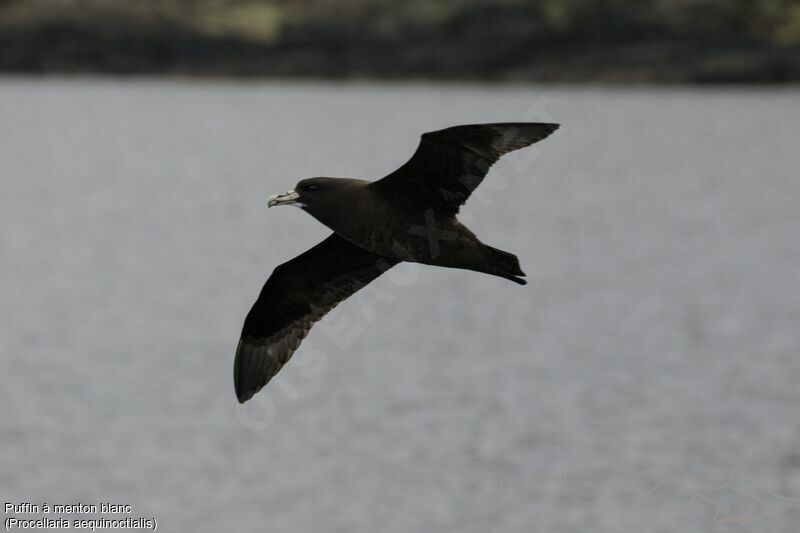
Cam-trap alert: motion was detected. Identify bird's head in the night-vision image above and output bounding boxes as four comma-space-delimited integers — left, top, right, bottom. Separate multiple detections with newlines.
267, 177, 364, 219
267, 177, 342, 210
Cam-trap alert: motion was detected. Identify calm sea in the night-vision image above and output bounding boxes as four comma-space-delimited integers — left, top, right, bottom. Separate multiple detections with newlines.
1, 79, 799, 532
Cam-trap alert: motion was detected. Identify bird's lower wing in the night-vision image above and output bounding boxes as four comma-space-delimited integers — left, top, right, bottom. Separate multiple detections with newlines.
376, 123, 559, 214
235, 233, 398, 403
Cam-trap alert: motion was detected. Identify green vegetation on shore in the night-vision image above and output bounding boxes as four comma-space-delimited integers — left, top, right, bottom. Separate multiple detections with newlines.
1, 0, 799, 81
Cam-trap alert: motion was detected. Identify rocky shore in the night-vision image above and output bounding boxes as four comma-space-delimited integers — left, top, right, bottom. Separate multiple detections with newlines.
1, 1, 798, 82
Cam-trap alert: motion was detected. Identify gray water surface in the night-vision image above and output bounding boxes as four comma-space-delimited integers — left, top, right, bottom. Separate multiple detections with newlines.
1, 80, 799, 532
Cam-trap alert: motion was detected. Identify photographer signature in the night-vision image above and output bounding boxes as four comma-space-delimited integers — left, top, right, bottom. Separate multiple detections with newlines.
649, 466, 798, 525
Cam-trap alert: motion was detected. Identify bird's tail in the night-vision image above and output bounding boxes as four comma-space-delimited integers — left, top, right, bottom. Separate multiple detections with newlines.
482, 245, 527, 285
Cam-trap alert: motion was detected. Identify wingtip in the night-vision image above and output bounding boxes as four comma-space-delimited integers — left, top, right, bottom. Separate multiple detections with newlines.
235, 374, 261, 403
540, 123, 560, 135
235, 380, 251, 404
237, 393, 250, 404
234, 340, 255, 404
234, 370, 258, 404
518, 122, 560, 142
536, 123, 560, 144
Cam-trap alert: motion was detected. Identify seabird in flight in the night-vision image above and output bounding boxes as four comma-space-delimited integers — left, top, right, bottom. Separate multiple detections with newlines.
235, 122, 559, 403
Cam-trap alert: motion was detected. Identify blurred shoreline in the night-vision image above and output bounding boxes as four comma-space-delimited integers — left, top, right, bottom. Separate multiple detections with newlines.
2, 0, 799, 83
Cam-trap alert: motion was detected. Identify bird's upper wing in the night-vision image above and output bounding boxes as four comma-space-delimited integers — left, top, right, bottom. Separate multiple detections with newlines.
234, 233, 397, 403
375, 123, 559, 214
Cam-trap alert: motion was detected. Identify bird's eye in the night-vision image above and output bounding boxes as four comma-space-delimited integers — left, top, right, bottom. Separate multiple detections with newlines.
304, 184, 318, 192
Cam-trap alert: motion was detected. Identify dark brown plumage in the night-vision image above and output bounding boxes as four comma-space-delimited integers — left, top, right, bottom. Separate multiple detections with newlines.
235, 122, 559, 403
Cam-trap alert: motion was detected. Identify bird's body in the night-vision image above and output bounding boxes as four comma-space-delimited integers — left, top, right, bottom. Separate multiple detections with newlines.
235, 122, 559, 403
303, 179, 493, 275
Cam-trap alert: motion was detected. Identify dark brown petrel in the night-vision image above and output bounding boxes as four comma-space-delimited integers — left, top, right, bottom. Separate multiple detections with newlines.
235, 122, 559, 403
